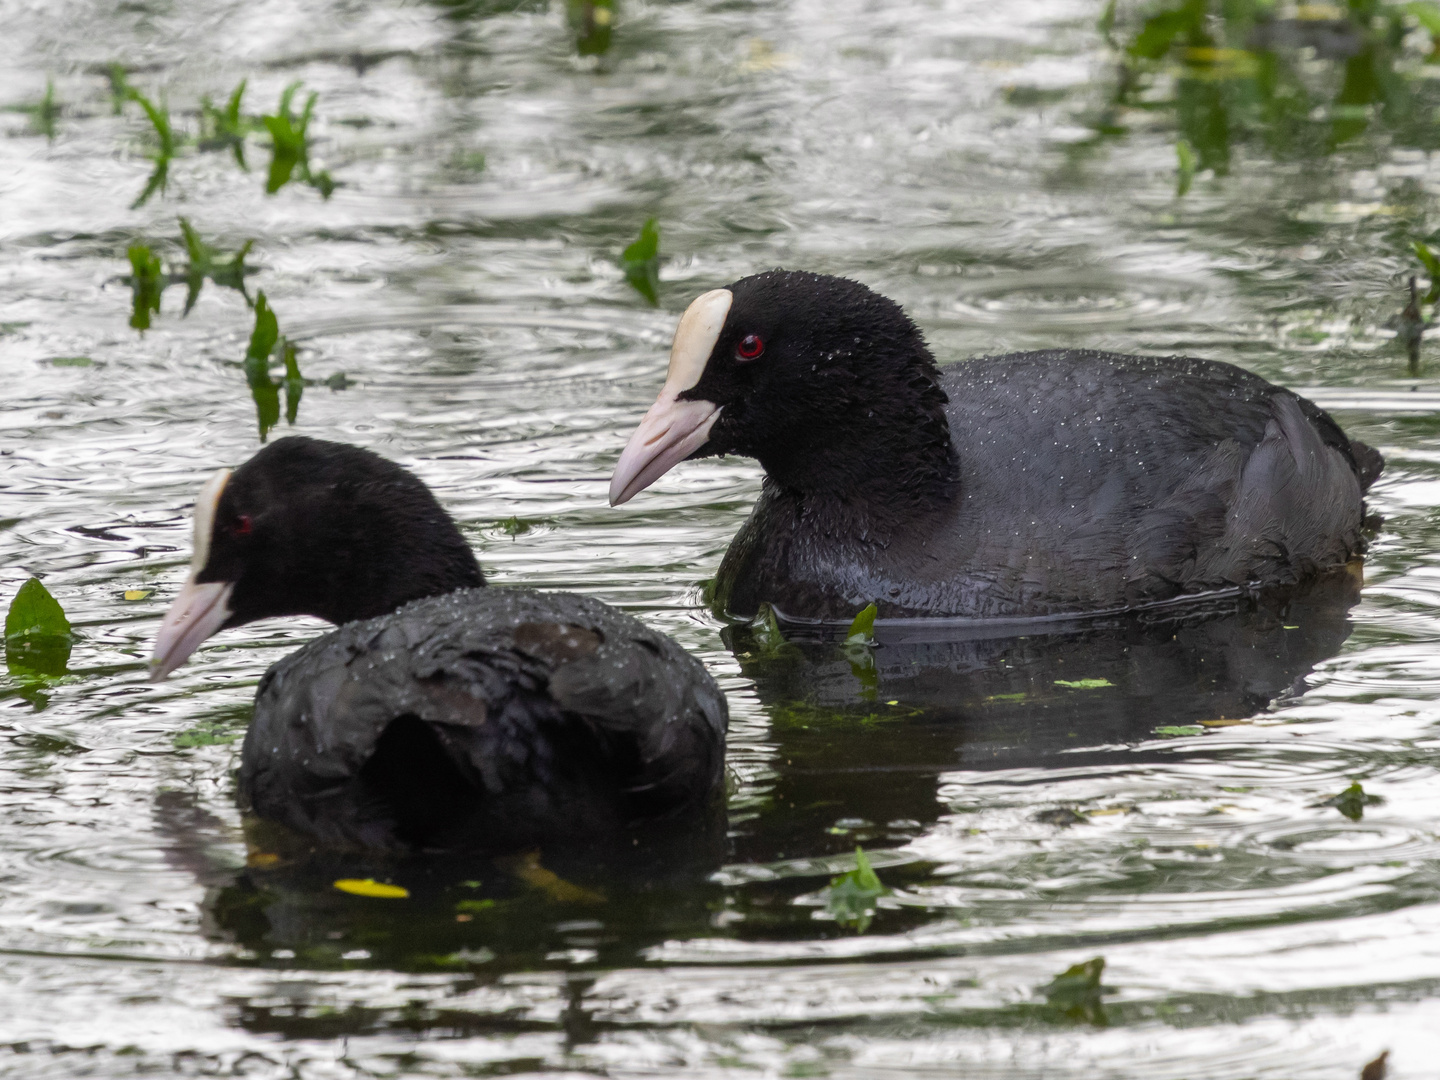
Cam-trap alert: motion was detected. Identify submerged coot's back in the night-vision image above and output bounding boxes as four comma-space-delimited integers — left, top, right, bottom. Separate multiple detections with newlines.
239, 588, 728, 853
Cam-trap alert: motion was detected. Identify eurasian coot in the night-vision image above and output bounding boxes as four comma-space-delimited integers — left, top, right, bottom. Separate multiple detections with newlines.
610, 271, 1383, 622
151, 437, 727, 854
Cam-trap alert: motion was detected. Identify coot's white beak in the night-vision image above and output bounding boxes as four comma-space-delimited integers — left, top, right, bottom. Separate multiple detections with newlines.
149, 468, 236, 681
609, 288, 732, 506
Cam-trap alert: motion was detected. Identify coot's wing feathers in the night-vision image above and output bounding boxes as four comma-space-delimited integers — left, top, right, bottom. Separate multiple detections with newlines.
239, 588, 726, 851
942, 351, 1374, 609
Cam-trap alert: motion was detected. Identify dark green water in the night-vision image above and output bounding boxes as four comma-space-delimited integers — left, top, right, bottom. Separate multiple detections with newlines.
4, 1, 1440, 1075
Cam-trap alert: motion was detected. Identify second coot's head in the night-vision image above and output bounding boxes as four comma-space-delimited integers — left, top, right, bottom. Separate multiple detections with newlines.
150, 437, 483, 680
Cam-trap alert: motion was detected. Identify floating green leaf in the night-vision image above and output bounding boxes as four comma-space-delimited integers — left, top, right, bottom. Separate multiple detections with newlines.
1054, 677, 1112, 689
126, 244, 165, 331
47, 356, 94, 367
1154, 724, 1205, 737
499, 516, 531, 536
333, 878, 409, 899
173, 720, 242, 749
5, 578, 72, 678
845, 602, 878, 646
1321, 781, 1383, 821
824, 846, 890, 933
620, 217, 661, 305
1041, 956, 1108, 1025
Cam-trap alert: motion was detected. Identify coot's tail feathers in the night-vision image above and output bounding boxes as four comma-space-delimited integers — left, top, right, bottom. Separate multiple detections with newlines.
238, 589, 727, 854
1349, 439, 1385, 492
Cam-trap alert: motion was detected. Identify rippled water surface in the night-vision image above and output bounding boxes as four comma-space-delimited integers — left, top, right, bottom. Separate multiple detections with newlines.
6, 0, 1440, 1075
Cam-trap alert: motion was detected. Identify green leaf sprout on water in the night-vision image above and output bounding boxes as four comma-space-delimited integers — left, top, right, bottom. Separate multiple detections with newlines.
281, 340, 305, 425
126, 243, 165, 331
261, 82, 333, 197
199, 79, 251, 170
845, 602, 878, 646
5, 578, 73, 678
1176, 138, 1196, 196
620, 217, 661, 305
1040, 956, 1108, 1025
179, 218, 254, 313
128, 87, 177, 209
824, 846, 891, 933
499, 516, 531, 537
568, 0, 615, 56
245, 291, 282, 440
1321, 781, 1383, 822
1153, 724, 1205, 737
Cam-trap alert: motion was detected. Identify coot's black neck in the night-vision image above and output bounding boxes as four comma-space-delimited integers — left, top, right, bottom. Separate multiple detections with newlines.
755, 347, 959, 532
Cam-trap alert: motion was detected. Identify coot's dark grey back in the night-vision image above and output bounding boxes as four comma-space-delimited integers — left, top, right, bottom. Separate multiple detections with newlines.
239, 588, 727, 852
721, 350, 1374, 620
936, 350, 1369, 612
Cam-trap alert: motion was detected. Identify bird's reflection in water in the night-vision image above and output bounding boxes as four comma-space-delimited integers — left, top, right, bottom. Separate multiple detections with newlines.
724, 568, 1361, 865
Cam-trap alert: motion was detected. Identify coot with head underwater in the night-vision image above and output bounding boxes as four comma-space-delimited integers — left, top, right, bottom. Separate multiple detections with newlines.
610, 271, 1383, 623
151, 436, 727, 854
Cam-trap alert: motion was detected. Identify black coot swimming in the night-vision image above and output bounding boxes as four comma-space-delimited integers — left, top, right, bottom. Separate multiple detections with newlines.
610, 270, 1383, 623
150, 436, 727, 854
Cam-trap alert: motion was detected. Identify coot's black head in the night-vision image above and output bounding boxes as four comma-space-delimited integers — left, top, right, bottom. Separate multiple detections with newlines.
150, 436, 483, 679
609, 270, 955, 506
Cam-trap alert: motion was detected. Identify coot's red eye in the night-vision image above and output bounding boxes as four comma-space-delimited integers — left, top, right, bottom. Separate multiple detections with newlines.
736, 334, 764, 360
233, 514, 252, 537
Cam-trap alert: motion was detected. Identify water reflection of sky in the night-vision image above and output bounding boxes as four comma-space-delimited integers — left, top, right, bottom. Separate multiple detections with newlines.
4, 0, 1440, 1075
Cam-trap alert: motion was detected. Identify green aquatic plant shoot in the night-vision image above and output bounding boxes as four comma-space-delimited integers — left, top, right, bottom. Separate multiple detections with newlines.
1041, 956, 1108, 1026
1176, 138, 1196, 196
106, 64, 131, 115
261, 82, 333, 197
1322, 781, 1383, 822
621, 217, 661, 305
245, 291, 282, 440
127, 244, 165, 331
178, 219, 253, 312
199, 79, 251, 170
281, 340, 304, 425
5, 578, 72, 678
824, 846, 890, 933
128, 87, 177, 209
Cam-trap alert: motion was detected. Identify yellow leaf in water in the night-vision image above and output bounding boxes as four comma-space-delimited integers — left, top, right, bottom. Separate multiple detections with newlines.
247, 851, 280, 868
333, 878, 409, 899
123, 589, 152, 601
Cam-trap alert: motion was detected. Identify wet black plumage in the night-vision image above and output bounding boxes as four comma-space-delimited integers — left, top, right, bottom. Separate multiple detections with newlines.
188, 437, 726, 854
683, 272, 1383, 621
241, 588, 726, 853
